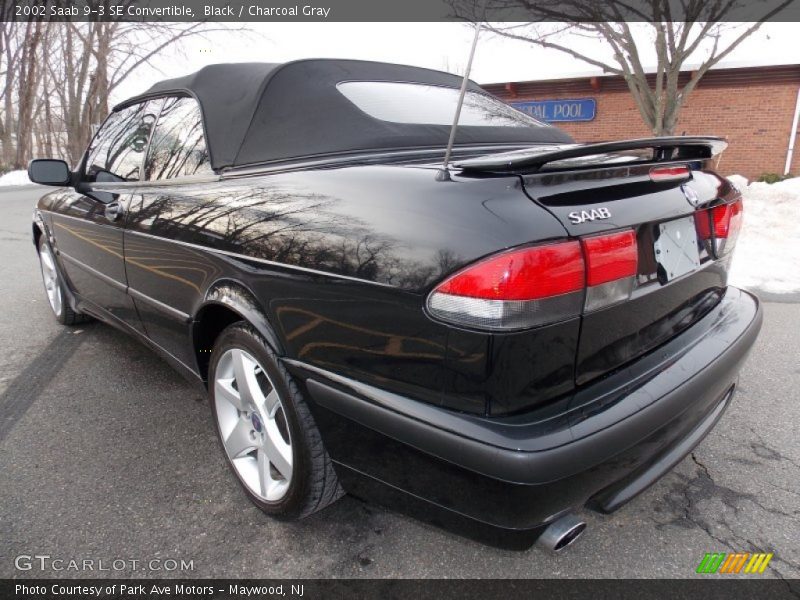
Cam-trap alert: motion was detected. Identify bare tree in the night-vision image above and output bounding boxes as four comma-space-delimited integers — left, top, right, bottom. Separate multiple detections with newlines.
51, 21, 240, 166
1, 17, 246, 169
0, 3, 26, 167
452, 0, 794, 135
14, 20, 47, 166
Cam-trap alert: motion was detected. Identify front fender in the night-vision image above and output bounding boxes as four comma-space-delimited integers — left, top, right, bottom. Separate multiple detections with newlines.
31, 208, 82, 315
32, 209, 46, 247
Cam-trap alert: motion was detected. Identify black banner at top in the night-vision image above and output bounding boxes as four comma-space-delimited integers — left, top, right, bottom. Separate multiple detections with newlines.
3, 0, 800, 22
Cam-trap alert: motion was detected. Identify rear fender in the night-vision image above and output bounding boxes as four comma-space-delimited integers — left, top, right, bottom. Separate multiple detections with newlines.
195, 279, 284, 356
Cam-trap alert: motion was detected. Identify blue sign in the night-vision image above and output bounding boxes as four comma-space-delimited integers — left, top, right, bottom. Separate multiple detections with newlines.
511, 98, 596, 122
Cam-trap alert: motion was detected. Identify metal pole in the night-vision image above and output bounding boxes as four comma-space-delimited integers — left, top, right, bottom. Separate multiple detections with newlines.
784, 85, 800, 175
442, 21, 483, 171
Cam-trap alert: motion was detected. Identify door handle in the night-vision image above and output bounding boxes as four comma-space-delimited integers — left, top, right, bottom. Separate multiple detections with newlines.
105, 201, 124, 221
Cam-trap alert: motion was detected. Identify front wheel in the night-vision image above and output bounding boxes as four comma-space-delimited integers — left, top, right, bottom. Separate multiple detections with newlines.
37, 236, 88, 325
209, 322, 343, 519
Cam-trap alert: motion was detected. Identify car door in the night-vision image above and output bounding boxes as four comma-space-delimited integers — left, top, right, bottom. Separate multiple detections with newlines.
49, 100, 161, 331
124, 96, 217, 367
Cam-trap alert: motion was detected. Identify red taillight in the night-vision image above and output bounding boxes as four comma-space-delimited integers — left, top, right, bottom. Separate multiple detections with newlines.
650, 165, 690, 182
582, 230, 638, 286
695, 199, 743, 256
428, 241, 585, 330
581, 230, 638, 312
727, 200, 744, 241
713, 200, 743, 238
427, 233, 640, 330
435, 241, 584, 301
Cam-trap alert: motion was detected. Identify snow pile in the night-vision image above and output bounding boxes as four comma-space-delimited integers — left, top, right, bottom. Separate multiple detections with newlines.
728, 175, 800, 294
726, 174, 749, 191
0, 169, 32, 186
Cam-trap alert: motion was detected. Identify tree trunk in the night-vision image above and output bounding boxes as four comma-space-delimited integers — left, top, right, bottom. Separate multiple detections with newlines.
15, 22, 44, 168
1, 25, 16, 166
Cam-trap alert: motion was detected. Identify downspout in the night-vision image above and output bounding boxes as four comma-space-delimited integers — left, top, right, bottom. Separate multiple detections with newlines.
785, 86, 800, 175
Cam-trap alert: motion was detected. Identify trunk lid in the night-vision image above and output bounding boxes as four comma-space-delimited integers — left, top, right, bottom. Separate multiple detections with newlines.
458, 138, 740, 386
527, 165, 736, 384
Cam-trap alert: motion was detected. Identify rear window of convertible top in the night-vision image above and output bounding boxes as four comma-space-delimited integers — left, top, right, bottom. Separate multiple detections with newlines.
337, 81, 550, 129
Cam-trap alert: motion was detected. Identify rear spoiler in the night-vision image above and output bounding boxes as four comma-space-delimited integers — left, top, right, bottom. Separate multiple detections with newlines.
454, 136, 727, 173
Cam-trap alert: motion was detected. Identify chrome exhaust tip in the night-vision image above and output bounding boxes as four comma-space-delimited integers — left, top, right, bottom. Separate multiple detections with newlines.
536, 514, 587, 552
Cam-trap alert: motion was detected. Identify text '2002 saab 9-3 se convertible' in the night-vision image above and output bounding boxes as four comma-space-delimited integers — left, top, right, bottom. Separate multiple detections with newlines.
28, 60, 761, 551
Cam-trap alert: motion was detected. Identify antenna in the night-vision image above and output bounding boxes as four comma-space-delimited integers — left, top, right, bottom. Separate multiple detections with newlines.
440, 20, 484, 175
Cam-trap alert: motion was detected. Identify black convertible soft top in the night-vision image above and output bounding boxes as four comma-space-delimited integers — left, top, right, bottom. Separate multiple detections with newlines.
117, 59, 573, 171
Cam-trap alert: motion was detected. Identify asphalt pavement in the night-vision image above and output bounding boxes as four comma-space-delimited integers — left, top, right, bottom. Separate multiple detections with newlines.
0, 186, 798, 581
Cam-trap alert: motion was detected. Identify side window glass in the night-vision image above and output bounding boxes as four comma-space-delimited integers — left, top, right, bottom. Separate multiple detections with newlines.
145, 97, 212, 180
85, 100, 161, 182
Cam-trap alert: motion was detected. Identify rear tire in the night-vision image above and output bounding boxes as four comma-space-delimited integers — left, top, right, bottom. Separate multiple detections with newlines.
209, 322, 344, 519
37, 236, 89, 326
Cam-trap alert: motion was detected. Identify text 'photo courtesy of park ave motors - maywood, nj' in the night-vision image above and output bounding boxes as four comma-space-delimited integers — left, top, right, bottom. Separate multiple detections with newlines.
15, 583, 302, 598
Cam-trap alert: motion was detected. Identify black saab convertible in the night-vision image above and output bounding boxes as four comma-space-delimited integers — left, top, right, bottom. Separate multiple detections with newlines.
29, 59, 761, 550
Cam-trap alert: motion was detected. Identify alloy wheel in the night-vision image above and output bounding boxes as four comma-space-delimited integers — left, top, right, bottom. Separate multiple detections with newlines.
39, 242, 63, 317
213, 348, 293, 502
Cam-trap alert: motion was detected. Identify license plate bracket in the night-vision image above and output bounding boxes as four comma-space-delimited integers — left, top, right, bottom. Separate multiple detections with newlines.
654, 216, 701, 283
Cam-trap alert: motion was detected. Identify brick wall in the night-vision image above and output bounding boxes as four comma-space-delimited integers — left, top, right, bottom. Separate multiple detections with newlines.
483, 65, 800, 181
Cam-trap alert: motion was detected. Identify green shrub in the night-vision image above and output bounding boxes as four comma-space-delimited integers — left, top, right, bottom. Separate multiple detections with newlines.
756, 172, 789, 184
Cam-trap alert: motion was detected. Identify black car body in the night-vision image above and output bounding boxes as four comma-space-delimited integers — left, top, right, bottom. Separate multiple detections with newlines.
30, 60, 762, 549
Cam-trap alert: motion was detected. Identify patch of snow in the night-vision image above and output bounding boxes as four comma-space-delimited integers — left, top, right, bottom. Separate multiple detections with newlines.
0, 169, 32, 186
727, 175, 800, 294
726, 174, 749, 190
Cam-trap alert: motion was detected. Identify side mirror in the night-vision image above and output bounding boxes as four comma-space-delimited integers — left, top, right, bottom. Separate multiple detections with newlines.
28, 159, 72, 186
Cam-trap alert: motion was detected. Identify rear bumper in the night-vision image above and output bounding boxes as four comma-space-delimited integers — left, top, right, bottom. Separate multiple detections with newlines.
286, 287, 762, 544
